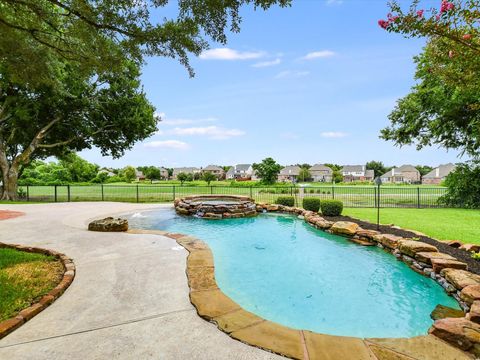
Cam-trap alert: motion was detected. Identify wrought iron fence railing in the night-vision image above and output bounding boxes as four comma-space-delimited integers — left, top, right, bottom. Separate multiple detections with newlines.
10, 184, 449, 208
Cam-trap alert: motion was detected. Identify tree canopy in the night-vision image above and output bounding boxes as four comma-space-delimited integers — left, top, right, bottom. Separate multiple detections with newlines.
379, 0, 480, 159
252, 157, 282, 184
0, 0, 291, 85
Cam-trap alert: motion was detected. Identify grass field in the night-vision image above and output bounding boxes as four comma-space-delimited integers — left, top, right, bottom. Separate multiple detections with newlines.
17, 183, 447, 208
343, 208, 480, 244
0, 248, 64, 321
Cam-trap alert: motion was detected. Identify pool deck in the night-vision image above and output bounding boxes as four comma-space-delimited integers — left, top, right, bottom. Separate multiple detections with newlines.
0, 202, 472, 360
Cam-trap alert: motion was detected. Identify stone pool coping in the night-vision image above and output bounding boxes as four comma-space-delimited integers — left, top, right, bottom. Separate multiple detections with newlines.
127, 206, 473, 360
0, 242, 75, 339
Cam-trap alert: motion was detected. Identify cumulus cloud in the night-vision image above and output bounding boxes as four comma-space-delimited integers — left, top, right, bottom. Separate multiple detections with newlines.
144, 140, 190, 150
199, 48, 264, 60
320, 131, 349, 138
252, 58, 281, 68
274, 70, 310, 79
170, 126, 245, 140
301, 50, 336, 60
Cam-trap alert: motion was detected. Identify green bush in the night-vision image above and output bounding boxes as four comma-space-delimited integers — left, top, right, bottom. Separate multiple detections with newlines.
302, 198, 320, 212
320, 200, 343, 216
275, 196, 295, 207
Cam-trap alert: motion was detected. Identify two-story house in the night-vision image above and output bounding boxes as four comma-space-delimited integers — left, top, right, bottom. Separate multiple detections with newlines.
226, 164, 254, 180
278, 165, 301, 182
309, 164, 333, 182
422, 163, 456, 185
341, 165, 374, 182
380, 165, 421, 184
202, 165, 225, 180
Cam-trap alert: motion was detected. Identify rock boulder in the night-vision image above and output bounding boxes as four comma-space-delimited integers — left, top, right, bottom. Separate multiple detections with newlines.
441, 269, 480, 290
398, 240, 437, 257
429, 317, 480, 353
330, 221, 359, 236
88, 217, 128, 232
460, 285, 480, 306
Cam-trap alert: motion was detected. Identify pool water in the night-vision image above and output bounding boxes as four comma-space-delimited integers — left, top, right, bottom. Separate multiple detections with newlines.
128, 208, 459, 338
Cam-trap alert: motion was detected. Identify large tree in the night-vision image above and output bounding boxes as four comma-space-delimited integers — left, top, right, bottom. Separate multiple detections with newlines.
0, 61, 156, 199
252, 157, 282, 185
378, 0, 480, 159
0, 0, 291, 84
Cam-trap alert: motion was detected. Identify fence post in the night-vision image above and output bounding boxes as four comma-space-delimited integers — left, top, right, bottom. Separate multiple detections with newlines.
54, 185, 58, 202
173, 185, 176, 201
332, 186, 335, 199
101, 184, 104, 201
250, 186, 253, 199
417, 187, 420, 209
26, 185, 29, 202
136, 184, 139, 203
374, 186, 377, 208
210, 186, 213, 195
67, 185, 71, 202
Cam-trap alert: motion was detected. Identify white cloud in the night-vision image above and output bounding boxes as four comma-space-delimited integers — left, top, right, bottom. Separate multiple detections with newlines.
320, 131, 349, 138
326, 0, 343, 6
274, 70, 310, 79
161, 117, 217, 126
252, 58, 281, 68
301, 50, 336, 60
144, 140, 190, 150
199, 48, 265, 61
170, 126, 246, 140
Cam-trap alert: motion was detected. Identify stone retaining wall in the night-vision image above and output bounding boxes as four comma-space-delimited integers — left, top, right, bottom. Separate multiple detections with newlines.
0, 242, 75, 339
174, 195, 257, 219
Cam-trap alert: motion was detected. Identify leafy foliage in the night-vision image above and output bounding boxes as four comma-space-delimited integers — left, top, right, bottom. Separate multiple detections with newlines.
121, 166, 137, 183
298, 167, 311, 182
202, 171, 217, 185
366, 161, 388, 178
440, 162, 480, 208
177, 172, 189, 185
252, 157, 282, 185
302, 198, 321, 212
275, 196, 295, 207
320, 200, 344, 216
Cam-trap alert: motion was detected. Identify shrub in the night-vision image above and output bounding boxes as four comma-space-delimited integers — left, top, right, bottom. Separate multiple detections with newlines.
275, 196, 295, 207
302, 198, 320, 212
320, 200, 343, 216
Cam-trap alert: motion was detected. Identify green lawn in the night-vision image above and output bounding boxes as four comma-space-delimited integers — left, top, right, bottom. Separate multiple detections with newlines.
343, 208, 480, 244
0, 248, 64, 321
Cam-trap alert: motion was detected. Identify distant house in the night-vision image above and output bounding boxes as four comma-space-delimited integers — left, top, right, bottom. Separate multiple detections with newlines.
309, 164, 333, 182
158, 167, 169, 180
226, 164, 253, 180
422, 163, 456, 185
172, 167, 200, 179
278, 165, 301, 182
341, 165, 374, 182
380, 165, 421, 184
98, 168, 115, 177
202, 165, 225, 179
135, 170, 146, 181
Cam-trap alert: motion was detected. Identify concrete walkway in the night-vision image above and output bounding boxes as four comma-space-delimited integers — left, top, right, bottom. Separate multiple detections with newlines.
0, 202, 283, 360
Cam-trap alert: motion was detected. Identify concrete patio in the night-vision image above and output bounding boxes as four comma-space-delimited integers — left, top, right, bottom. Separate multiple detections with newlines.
0, 202, 283, 359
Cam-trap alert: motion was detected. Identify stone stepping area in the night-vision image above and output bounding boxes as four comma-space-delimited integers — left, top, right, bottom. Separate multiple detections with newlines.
130, 201, 479, 359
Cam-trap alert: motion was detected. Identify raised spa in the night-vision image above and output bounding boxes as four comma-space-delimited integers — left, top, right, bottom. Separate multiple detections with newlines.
129, 208, 459, 338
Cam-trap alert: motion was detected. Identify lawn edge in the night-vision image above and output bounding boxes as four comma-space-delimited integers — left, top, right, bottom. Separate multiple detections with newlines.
0, 243, 75, 339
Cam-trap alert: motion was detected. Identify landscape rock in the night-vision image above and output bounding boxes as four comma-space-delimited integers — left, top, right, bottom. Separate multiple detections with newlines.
430, 304, 465, 321
429, 317, 480, 352
469, 301, 480, 324
398, 240, 438, 257
459, 244, 480, 253
330, 221, 359, 236
431, 258, 468, 273
355, 229, 380, 240
373, 234, 405, 249
88, 217, 128, 232
415, 251, 457, 265
461, 285, 480, 306
441, 269, 480, 290
266, 204, 279, 211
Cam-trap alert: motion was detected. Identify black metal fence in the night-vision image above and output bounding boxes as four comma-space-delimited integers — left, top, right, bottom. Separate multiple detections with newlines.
14, 184, 448, 208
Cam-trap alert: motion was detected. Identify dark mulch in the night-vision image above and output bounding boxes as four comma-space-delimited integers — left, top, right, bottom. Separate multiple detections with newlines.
324, 214, 480, 276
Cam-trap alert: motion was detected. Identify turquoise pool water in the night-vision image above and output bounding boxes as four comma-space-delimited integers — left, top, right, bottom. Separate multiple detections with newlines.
128, 209, 459, 338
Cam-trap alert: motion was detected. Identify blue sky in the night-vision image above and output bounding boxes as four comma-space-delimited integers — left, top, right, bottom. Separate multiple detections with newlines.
80, 0, 462, 168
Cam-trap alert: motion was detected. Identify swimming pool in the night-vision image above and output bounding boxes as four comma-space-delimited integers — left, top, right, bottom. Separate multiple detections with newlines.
128, 208, 459, 338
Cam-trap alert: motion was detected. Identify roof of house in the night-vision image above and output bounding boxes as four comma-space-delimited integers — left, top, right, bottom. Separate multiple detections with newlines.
381, 165, 420, 178
398, 164, 419, 173
173, 167, 199, 173
235, 164, 252, 171
158, 167, 168, 172
203, 165, 224, 172
226, 167, 235, 175
341, 165, 365, 173
309, 164, 333, 173
135, 170, 145, 177
279, 165, 301, 176
365, 170, 375, 178
423, 163, 456, 179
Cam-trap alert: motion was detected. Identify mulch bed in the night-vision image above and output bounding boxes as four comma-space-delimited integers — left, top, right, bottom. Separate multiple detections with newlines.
0, 210, 25, 221
324, 214, 480, 276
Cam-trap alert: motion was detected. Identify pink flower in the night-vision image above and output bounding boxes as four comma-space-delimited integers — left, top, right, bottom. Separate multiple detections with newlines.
448, 50, 454, 58
440, 1, 454, 13
378, 20, 389, 29
436, 14, 441, 20
463, 34, 472, 40
416, 9, 424, 18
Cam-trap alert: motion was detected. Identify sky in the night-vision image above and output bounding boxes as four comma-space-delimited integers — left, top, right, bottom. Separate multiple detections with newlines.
79, 0, 463, 169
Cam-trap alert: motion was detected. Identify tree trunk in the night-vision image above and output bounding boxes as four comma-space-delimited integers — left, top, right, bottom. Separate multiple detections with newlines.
1, 166, 19, 201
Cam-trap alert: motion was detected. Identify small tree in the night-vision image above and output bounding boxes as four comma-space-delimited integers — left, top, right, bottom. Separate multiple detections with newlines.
177, 172, 188, 185
122, 166, 136, 183
298, 168, 311, 182
202, 171, 217, 185
252, 158, 282, 185
440, 162, 480, 208
366, 161, 387, 178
